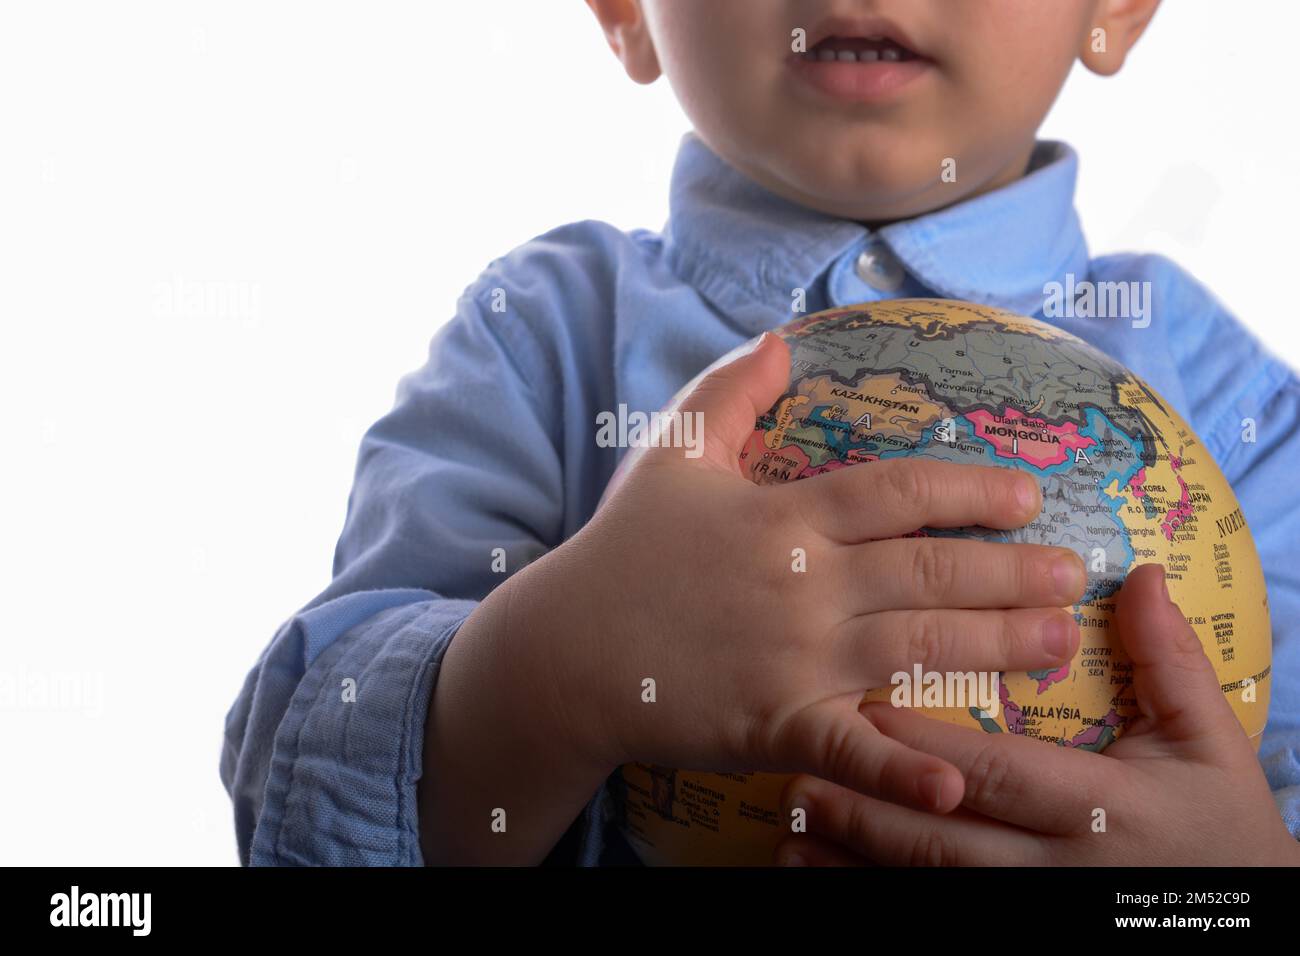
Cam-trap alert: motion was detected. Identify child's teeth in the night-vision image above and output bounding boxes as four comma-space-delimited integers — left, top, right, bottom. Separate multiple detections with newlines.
804, 39, 913, 63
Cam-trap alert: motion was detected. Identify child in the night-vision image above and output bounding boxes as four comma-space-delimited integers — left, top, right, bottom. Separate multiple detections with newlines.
221, 0, 1300, 865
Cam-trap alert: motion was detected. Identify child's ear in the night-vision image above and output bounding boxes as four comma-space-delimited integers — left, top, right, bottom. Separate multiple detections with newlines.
1080, 0, 1161, 76
586, 0, 661, 85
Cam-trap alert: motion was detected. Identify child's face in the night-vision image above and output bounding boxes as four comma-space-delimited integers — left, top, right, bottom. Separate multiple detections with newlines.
590, 0, 1158, 222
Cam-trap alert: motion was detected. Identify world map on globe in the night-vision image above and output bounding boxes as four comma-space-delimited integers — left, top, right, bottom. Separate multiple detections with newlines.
613, 298, 1272, 866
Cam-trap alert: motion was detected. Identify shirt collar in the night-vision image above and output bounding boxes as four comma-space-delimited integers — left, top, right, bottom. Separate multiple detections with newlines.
663, 133, 1091, 333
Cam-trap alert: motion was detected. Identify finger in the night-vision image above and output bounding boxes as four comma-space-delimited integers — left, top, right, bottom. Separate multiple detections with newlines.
843, 537, 1086, 613
673, 332, 791, 471
789, 458, 1041, 543
774, 698, 966, 814
826, 607, 1078, 693
781, 774, 1049, 866
774, 833, 872, 867
1112, 563, 1243, 752
862, 701, 1116, 834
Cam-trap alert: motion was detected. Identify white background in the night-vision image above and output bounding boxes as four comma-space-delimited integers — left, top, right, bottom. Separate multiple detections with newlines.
2, 1, 1296, 865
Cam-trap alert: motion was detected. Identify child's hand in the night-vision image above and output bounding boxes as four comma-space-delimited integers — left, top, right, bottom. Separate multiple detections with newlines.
773, 563, 1300, 866
509, 332, 1086, 813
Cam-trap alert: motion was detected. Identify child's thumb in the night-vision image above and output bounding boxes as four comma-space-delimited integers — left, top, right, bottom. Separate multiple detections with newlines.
1114, 563, 1240, 752
675, 332, 791, 470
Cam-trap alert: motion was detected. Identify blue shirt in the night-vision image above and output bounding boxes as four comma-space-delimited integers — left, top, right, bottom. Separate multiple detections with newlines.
221, 134, 1300, 864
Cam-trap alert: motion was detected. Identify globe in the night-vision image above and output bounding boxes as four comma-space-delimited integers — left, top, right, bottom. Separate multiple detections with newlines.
609, 298, 1272, 866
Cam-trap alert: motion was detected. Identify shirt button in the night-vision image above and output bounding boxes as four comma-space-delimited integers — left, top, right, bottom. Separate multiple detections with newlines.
855, 244, 906, 292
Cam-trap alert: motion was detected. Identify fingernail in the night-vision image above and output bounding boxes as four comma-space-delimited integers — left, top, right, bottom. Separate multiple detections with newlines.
918, 770, 948, 811
1157, 566, 1170, 603
1041, 613, 1074, 660
1016, 475, 1040, 515
780, 851, 807, 867
1052, 554, 1085, 601
784, 791, 808, 818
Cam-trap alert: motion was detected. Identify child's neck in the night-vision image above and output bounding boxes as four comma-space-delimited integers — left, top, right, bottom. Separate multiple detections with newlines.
857, 139, 1038, 231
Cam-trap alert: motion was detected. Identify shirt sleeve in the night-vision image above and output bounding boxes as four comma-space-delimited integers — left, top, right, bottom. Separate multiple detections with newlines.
1209, 364, 1300, 838
220, 273, 583, 865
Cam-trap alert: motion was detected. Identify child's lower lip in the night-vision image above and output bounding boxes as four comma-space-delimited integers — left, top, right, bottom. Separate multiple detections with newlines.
787, 56, 930, 103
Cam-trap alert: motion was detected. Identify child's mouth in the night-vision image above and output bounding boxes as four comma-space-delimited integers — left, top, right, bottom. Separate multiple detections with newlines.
788, 30, 932, 104
800, 36, 920, 64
